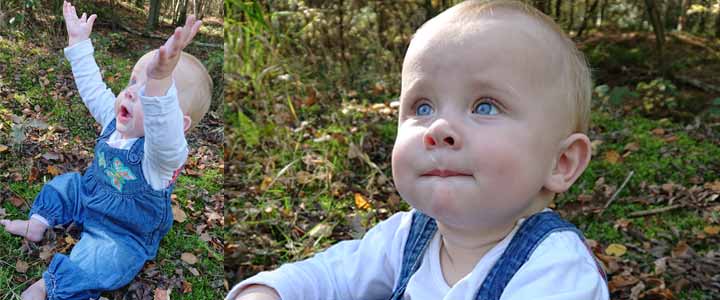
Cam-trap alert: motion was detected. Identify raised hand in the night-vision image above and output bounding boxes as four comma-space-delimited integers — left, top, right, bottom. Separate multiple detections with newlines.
146, 15, 202, 81
63, 1, 97, 47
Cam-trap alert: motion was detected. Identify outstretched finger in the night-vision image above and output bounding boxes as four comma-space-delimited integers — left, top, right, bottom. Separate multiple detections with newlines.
87, 14, 97, 27
81, 12, 87, 22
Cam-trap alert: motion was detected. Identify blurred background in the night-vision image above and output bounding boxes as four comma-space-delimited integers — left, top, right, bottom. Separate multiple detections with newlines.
225, 0, 720, 299
0, 0, 224, 299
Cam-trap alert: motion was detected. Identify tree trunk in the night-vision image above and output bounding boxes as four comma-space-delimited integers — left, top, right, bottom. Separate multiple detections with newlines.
175, 0, 188, 25
644, 0, 668, 76
715, 5, 720, 37
534, 0, 550, 14
677, 0, 689, 31
424, 0, 435, 22
555, 0, 563, 21
569, 0, 575, 32
576, 0, 600, 38
147, 0, 161, 31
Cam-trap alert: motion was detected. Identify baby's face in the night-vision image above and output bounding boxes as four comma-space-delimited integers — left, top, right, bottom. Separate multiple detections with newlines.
392, 13, 571, 231
114, 59, 149, 139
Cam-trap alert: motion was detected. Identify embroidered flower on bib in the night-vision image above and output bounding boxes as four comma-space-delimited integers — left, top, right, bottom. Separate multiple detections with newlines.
104, 158, 137, 191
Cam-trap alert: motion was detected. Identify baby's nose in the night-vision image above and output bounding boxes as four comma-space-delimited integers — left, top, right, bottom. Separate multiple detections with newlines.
424, 119, 462, 150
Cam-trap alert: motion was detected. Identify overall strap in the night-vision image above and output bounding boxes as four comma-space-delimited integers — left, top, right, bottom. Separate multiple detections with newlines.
474, 211, 589, 300
388, 210, 437, 300
126, 137, 144, 165
98, 119, 117, 140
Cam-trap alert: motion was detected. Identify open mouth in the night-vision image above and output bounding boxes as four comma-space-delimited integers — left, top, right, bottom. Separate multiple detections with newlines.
119, 105, 131, 119
421, 169, 473, 177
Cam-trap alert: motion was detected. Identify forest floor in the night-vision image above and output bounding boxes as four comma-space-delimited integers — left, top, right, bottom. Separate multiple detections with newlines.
226, 26, 720, 300
0, 2, 224, 299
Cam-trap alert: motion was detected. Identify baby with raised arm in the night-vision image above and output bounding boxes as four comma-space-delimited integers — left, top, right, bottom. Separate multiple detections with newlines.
0, 1, 211, 299
229, 1, 609, 299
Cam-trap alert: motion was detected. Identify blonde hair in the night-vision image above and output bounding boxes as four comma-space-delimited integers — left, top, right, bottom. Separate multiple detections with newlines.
418, 0, 592, 133
137, 51, 212, 130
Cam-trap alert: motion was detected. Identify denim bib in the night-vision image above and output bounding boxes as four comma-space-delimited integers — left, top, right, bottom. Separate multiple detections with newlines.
388, 211, 607, 300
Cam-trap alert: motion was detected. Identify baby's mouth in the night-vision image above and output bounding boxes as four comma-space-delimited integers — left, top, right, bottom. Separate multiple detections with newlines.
119, 105, 132, 120
421, 169, 472, 177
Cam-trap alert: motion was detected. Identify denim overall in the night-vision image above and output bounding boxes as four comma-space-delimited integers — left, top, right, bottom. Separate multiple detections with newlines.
388, 211, 607, 300
29, 119, 175, 300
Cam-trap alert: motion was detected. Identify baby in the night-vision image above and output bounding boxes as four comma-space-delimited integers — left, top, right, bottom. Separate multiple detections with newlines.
0, 1, 211, 299
228, 1, 609, 299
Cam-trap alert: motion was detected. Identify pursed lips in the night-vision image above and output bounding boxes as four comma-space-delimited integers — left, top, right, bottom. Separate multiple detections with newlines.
421, 169, 473, 177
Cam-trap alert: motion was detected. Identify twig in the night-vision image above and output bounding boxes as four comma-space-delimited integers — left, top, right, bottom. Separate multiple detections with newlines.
114, 21, 222, 49
261, 159, 299, 194
628, 204, 684, 218
600, 170, 634, 216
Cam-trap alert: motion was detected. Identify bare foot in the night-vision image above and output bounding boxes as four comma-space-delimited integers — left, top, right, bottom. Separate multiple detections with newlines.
0, 219, 47, 242
21, 279, 46, 300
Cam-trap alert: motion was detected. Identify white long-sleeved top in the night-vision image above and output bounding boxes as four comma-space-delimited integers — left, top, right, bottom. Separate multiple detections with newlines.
227, 210, 609, 300
63, 39, 188, 191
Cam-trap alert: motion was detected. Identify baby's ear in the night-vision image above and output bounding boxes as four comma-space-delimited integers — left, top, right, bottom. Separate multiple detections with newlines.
183, 115, 192, 132
544, 133, 592, 193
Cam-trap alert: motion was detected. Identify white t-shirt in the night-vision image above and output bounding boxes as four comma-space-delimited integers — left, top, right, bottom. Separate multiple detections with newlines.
62, 39, 188, 191
226, 210, 609, 300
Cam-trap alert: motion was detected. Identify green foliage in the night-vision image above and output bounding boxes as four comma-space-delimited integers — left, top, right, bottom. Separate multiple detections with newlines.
636, 78, 678, 113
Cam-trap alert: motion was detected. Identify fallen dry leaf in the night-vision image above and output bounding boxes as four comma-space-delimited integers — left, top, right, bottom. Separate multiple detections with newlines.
154, 288, 170, 300
181, 252, 198, 265
605, 243, 627, 257
182, 281, 192, 293
173, 205, 187, 223
354, 193, 371, 210
47, 165, 62, 176
16, 261, 29, 273
604, 150, 621, 164
703, 225, 720, 235
705, 181, 720, 193
10, 196, 24, 208
0, 144, 8, 152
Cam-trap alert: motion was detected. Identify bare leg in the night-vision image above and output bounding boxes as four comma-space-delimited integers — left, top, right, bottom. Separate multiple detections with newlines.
21, 279, 46, 300
0, 218, 47, 242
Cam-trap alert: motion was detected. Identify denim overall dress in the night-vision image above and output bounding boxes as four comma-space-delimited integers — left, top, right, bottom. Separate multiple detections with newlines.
388, 211, 607, 300
28, 119, 175, 300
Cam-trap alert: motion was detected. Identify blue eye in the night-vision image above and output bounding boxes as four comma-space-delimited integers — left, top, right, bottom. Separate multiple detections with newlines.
416, 103, 434, 116
473, 101, 499, 115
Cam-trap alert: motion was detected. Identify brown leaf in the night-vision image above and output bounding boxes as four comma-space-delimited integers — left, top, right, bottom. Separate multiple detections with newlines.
705, 180, 720, 193
671, 240, 690, 258
182, 281, 192, 293
609, 273, 639, 290
154, 288, 170, 300
173, 205, 187, 223
703, 225, 720, 235
47, 165, 62, 176
354, 193, 371, 210
623, 142, 640, 152
604, 150, 621, 164
16, 260, 29, 273
651, 128, 665, 136
10, 196, 24, 208
0, 144, 8, 152
181, 252, 198, 265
